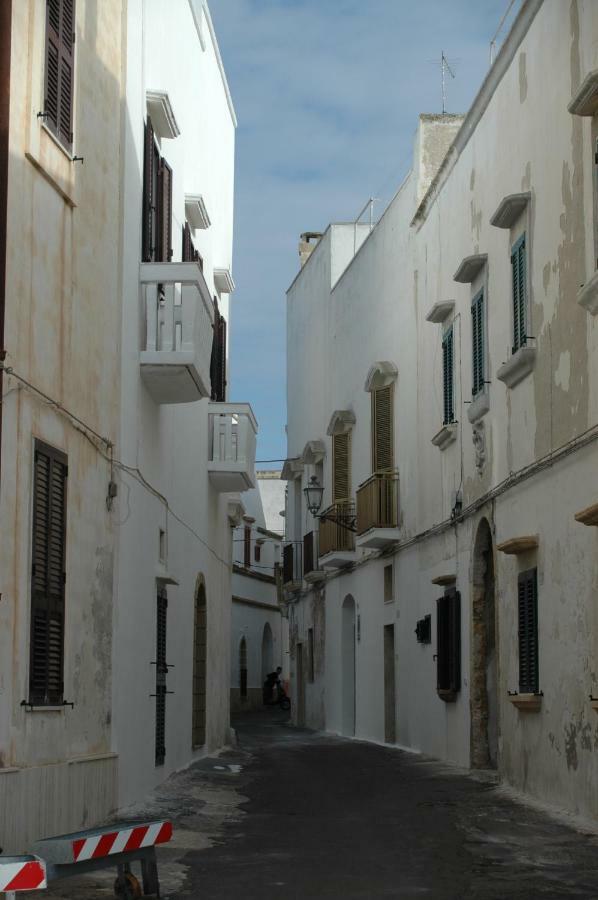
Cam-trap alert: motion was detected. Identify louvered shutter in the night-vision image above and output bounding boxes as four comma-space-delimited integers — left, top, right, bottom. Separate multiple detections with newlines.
332, 432, 351, 501
442, 327, 454, 425
511, 235, 527, 353
157, 158, 173, 262
518, 568, 539, 693
30, 442, 67, 705
372, 385, 393, 473
142, 119, 156, 262
45, 0, 75, 152
210, 299, 227, 402
436, 588, 461, 698
182, 222, 193, 262
471, 290, 485, 397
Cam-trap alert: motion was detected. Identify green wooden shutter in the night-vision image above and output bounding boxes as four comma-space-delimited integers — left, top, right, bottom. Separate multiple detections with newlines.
30, 441, 67, 705
442, 327, 454, 424
372, 385, 393, 473
511, 234, 527, 353
471, 290, 485, 397
157, 158, 173, 262
332, 432, 351, 502
518, 568, 539, 693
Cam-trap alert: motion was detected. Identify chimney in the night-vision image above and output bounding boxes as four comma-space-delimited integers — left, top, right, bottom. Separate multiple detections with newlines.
413, 114, 465, 205
298, 231, 323, 267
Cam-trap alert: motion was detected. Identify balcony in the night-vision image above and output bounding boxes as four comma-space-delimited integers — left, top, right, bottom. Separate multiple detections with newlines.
140, 262, 213, 404
283, 542, 303, 591
303, 531, 326, 584
355, 472, 401, 549
208, 403, 258, 493
319, 501, 357, 568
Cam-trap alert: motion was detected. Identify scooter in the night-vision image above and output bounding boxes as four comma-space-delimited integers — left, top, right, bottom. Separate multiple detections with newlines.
263, 682, 291, 710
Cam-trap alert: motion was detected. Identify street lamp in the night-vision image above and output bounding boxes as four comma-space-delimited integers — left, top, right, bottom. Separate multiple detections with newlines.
304, 475, 324, 517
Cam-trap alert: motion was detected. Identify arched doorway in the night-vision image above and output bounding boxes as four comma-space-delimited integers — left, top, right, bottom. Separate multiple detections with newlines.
239, 637, 248, 700
471, 518, 498, 768
261, 622, 274, 681
342, 595, 356, 736
192, 578, 207, 748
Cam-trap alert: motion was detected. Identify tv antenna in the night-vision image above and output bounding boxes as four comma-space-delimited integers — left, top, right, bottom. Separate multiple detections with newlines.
440, 51, 456, 115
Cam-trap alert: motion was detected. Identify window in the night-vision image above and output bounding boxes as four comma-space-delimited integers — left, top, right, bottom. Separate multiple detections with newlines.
371, 385, 394, 472
210, 298, 227, 402
384, 564, 393, 603
155, 588, 168, 766
142, 118, 173, 263
518, 568, 539, 694
332, 432, 351, 502
244, 525, 251, 568
511, 233, 527, 353
308, 628, 315, 682
159, 528, 166, 563
436, 588, 460, 700
44, 0, 75, 153
30, 441, 68, 706
441, 326, 455, 425
471, 290, 485, 396
254, 543, 261, 563
192, 585, 207, 748
182, 222, 203, 267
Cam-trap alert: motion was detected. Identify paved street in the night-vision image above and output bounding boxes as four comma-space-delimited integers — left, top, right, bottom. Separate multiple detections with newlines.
44, 711, 598, 899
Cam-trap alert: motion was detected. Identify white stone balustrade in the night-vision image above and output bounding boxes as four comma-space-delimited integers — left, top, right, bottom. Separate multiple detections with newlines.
208, 403, 258, 492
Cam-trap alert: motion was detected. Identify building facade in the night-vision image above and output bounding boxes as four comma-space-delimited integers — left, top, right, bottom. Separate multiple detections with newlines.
231, 471, 287, 711
0, 0, 125, 852
284, 0, 598, 821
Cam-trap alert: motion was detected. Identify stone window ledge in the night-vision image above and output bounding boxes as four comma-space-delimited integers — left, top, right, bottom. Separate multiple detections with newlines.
508, 693, 542, 711
577, 271, 598, 315
466, 389, 489, 424
496, 346, 536, 389
590, 699, 598, 713
431, 423, 458, 451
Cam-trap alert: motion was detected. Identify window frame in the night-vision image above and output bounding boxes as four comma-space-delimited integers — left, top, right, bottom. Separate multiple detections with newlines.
517, 568, 539, 694
441, 324, 455, 425
511, 232, 528, 354
471, 288, 485, 397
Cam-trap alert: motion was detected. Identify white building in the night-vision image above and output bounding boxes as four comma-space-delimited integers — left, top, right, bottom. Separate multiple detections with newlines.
114, 0, 256, 807
230, 471, 287, 710
284, 0, 598, 821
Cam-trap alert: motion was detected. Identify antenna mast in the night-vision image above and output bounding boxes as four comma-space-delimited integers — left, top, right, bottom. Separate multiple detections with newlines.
441, 51, 455, 115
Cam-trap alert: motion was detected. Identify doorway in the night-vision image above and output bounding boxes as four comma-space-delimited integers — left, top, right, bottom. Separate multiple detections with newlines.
342, 595, 356, 736
384, 624, 396, 743
261, 622, 274, 681
155, 587, 168, 766
192, 579, 207, 748
471, 518, 498, 768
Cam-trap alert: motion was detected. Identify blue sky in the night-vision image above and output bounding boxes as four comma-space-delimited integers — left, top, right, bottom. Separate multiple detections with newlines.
210, 0, 517, 468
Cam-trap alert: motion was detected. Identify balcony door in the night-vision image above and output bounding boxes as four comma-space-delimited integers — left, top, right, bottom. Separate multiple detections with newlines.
371, 385, 394, 473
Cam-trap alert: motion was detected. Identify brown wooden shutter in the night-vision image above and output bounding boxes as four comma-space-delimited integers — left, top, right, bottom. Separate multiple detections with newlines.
244, 526, 251, 568
45, 0, 75, 152
436, 588, 461, 700
210, 299, 227, 402
157, 158, 173, 262
372, 385, 393, 473
182, 222, 193, 262
30, 441, 67, 705
332, 432, 351, 501
142, 118, 156, 262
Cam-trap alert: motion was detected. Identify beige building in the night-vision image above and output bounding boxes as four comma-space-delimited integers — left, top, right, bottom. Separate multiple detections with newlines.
284, 0, 598, 821
0, 0, 124, 852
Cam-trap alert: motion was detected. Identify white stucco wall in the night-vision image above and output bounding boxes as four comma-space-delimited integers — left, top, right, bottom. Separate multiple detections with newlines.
285, 0, 598, 820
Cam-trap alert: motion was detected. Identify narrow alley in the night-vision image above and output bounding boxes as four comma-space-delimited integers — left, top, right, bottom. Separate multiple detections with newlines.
45, 711, 598, 899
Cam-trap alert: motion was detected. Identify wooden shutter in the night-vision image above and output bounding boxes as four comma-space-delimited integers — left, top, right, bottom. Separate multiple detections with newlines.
442, 327, 454, 425
244, 526, 251, 568
436, 589, 461, 698
332, 432, 351, 501
30, 441, 67, 705
182, 222, 193, 262
511, 234, 527, 353
157, 158, 173, 262
210, 299, 227, 402
142, 119, 156, 262
192, 590, 207, 747
518, 568, 539, 693
471, 290, 484, 397
372, 385, 393, 473
45, 0, 75, 152
155, 589, 168, 766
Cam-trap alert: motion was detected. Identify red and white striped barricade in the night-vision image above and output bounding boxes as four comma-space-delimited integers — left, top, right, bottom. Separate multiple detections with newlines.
31, 820, 172, 897
0, 855, 47, 897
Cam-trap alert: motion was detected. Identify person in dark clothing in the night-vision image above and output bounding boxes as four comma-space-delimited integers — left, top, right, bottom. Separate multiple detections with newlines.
263, 666, 283, 703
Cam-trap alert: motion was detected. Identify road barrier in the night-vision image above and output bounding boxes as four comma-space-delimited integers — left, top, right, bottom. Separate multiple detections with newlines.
1, 819, 173, 899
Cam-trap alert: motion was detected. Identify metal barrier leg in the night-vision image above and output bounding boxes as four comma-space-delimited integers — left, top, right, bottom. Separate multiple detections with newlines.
141, 848, 160, 897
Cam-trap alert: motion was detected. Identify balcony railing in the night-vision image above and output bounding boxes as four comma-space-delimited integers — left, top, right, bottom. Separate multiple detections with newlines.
140, 262, 214, 404
356, 472, 399, 535
208, 402, 258, 493
283, 542, 302, 587
319, 501, 356, 557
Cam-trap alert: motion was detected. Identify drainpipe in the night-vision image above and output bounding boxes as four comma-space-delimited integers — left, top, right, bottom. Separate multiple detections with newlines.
0, 0, 11, 513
